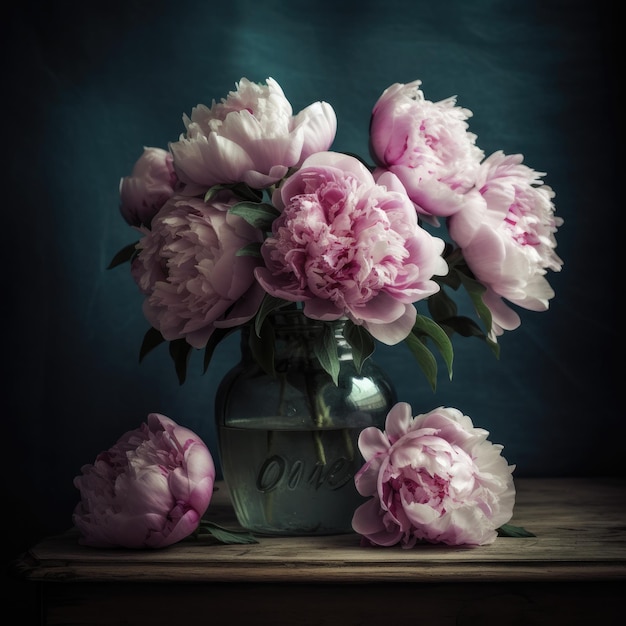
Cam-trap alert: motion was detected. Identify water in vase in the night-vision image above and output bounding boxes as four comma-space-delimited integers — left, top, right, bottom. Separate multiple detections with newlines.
218, 420, 368, 535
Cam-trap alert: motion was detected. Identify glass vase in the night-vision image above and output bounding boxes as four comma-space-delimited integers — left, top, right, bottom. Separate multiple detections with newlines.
214, 309, 397, 536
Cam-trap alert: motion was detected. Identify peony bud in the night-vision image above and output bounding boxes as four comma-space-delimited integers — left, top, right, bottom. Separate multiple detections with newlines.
73, 413, 215, 549
119, 147, 178, 226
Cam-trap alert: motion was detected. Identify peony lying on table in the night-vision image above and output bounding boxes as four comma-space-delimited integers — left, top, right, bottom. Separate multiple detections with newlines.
73, 413, 215, 549
352, 402, 516, 547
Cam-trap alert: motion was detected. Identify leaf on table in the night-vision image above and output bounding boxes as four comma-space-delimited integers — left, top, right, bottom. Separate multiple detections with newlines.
196, 521, 259, 544
497, 523, 536, 538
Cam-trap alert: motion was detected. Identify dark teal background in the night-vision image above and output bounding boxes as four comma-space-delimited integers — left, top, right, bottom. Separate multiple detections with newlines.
4, 0, 619, 615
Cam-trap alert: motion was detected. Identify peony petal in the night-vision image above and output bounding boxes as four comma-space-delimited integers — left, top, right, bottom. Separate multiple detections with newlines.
363, 304, 416, 345
357, 426, 391, 462
382, 402, 413, 444
352, 499, 403, 546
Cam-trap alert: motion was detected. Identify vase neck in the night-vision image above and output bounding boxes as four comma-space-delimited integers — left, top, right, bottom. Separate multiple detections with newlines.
240, 311, 351, 364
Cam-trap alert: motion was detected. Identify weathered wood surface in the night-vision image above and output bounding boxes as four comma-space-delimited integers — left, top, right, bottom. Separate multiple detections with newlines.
15, 478, 626, 584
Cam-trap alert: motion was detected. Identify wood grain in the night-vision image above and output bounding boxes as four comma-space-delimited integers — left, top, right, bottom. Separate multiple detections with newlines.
15, 477, 626, 584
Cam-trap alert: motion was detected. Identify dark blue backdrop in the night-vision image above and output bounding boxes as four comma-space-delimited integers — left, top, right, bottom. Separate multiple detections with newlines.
4, 0, 619, 608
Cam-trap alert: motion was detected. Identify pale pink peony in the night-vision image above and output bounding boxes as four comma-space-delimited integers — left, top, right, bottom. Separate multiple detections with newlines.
352, 402, 516, 547
254, 151, 448, 345
119, 147, 179, 227
369, 80, 484, 219
131, 193, 265, 348
73, 413, 216, 549
169, 77, 337, 194
448, 151, 564, 337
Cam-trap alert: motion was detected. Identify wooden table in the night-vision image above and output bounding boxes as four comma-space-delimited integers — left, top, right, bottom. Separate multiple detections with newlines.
13, 477, 626, 625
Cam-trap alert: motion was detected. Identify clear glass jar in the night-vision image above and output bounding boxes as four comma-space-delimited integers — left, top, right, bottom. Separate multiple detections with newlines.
214, 310, 396, 536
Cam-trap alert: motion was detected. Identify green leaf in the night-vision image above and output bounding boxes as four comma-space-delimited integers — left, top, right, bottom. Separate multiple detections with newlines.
139, 327, 165, 362
442, 244, 465, 269
249, 318, 276, 377
403, 332, 438, 391
441, 315, 486, 338
435, 270, 462, 291
197, 521, 259, 544
235, 242, 262, 258
108, 242, 138, 269
343, 322, 375, 374
229, 182, 264, 202
412, 314, 454, 380
497, 523, 536, 538
456, 271, 500, 359
456, 271, 490, 330
168, 339, 192, 385
204, 184, 229, 202
427, 288, 458, 322
314, 323, 340, 385
439, 316, 500, 359
203, 327, 234, 374
229, 201, 280, 230
204, 183, 263, 203
253, 295, 292, 337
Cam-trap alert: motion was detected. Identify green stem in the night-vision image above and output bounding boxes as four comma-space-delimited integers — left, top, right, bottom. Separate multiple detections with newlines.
313, 430, 327, 465
341, 428, 354, 461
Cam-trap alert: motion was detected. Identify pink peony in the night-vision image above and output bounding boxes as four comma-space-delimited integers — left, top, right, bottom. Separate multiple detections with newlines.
119, 147, 179, 227
448, 151, 564, 336
254, 151, 448, 345
369, 80, 484, 220
169, 77, 337, 194
73, 413, 216, 549
131, 193, 265, 348
352, 402, 515, 547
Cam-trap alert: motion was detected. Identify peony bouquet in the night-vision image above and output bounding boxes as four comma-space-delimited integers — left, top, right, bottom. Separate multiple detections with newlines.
111, 77, 563, 390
